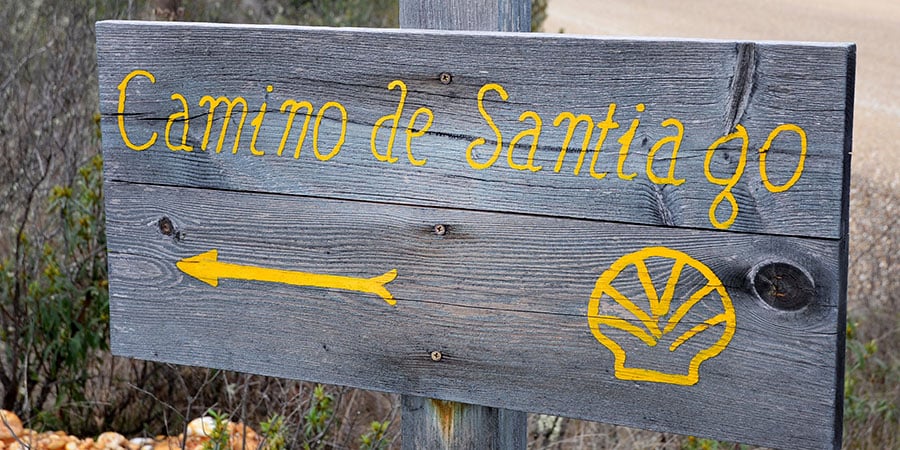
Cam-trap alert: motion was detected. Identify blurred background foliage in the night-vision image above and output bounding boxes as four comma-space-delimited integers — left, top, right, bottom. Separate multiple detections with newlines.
0, 0, 895, 448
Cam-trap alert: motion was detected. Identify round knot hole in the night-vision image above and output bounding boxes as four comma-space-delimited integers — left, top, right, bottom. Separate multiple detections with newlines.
751, 262, 815, 311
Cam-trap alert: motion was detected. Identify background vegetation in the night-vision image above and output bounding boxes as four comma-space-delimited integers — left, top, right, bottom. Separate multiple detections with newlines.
0, 0, 894, 448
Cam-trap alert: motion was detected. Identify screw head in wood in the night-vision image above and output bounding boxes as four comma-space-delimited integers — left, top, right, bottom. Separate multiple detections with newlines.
433, 224, 447, 235
430, 351, 443, 361
439, 72, 452, 84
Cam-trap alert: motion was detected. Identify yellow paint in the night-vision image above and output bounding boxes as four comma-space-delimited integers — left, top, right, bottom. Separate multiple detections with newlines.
704, 125, 749, 229
587, 246, 736, 386
645, 118, 686, 185
507, 111, 543, 172
113, 72, 815, 231
465, 83, 508, 170
371, 80, 407, 163
165, 93, 193, 152
277, 99, 314, 158
552, 112, 594, 175
615, 104, 643, 181
176, 249, 398, 306
248, 85, 275, 157
371, 80, 434, 166
405, 106, 433, 166
759, 123, 807, 193
200, 95, 249, 154
312, 101, 347, 161
587, 104, 620, 180
116, 69, 157, 151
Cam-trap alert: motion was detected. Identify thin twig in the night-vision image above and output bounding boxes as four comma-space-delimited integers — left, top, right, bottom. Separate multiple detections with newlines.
0, 39, 55, 93
1, 411, 30, 450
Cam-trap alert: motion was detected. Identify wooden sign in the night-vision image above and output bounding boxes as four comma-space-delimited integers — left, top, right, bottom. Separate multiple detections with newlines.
97, 21, 854, 449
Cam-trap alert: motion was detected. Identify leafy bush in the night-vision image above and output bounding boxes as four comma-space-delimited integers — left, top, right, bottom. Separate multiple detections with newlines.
0, 154, 108, 429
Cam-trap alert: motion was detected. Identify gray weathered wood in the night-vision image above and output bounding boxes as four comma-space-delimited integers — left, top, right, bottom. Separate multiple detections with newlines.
400, 0, 530, 31
97, 19, 852, 450
399, 1, 529, 448
401, 396, 527, 449
104, 182, 843, 449
96, 22, 854, 240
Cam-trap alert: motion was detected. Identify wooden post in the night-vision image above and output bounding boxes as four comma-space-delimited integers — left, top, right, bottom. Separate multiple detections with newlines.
399, 0, 529, 448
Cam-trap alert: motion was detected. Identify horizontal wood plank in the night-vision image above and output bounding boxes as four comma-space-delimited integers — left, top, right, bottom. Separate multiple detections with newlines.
96, 21, 854, 239
106, 181, 842, 449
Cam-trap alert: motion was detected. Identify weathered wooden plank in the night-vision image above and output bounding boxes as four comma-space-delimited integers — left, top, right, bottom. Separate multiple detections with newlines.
96, 21, 854, 239
105, 181, 843, 449
399, 0, 530, 31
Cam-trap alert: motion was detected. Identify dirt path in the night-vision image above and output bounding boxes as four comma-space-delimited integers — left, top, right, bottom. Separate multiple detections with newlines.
545, 0, 900, 183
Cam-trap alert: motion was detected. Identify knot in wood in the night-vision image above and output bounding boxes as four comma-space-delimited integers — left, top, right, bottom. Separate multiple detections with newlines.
751, 262, 815, 311
158, 216, 174, 236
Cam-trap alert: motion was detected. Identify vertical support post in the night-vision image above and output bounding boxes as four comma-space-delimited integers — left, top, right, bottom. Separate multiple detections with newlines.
398, 1, 530, 449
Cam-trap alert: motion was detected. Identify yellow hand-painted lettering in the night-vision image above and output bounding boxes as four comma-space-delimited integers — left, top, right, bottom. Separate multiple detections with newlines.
466, 83, 508, 170
117, 69, 157, 151
704, 125, 749, 230
646, 118, 686, 186
248, 85, 274, 157
405, 106, 433, 166
312, 101, 347, 161
759, 123, 807, 193
278, 99, 314, 159
371, 80, 407, 163
553, 112, 594, 175
507, 111, 543, 172
200, 95, 249, 154
371, 80, 434, 166
114, 73, 811, 231
615, 103, 643, 181
165, 92, 192, 152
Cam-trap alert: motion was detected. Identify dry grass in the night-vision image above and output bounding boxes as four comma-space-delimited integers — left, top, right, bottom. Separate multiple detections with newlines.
842, 175, 899, 449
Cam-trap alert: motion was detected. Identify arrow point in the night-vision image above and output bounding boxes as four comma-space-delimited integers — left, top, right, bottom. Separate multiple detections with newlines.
177, 249, 220, 287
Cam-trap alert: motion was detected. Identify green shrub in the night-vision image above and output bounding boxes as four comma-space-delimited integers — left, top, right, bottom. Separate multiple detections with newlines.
0, 155, 108, 429
260, 414, 287, 450
360, 420, 391, 450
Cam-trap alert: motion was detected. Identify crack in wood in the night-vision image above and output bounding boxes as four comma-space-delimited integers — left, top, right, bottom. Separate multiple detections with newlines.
725, 42, 758, 133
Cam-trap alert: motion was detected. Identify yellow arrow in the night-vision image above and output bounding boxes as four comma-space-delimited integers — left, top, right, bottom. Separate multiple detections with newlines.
176, 249, 397, 306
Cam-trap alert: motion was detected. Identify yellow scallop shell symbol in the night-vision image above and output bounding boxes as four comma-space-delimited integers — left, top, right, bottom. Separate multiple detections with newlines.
588, 247, 736, 386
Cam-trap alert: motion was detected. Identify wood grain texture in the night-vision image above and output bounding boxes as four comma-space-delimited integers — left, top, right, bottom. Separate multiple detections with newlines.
97, 20, 852, 449
399, 2, 529, 448
400, 0, 530, 31
400, 396, 527, 449
105, 182, 843, 449
96, 21, 854, 239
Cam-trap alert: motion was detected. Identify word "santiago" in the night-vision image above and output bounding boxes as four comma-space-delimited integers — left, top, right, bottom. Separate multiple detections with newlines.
115, 70, 808, 230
